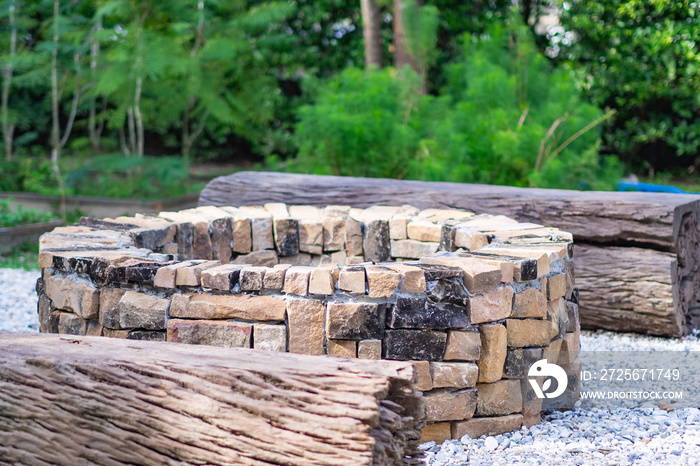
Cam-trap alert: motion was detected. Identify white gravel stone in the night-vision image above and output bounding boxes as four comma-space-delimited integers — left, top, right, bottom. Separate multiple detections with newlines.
0, 268, 40, 332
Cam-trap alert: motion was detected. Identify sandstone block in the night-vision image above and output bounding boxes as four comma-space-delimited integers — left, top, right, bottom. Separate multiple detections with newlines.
175, 260, 221, 287
103, 328, 131, 339
326, 302, 385, 340
345, 217, 364, 256
322, 217, 346, 252
118, 291, 169, 330
544, 338, 563, 365
201, 263, 246, 291
407, 220, 442, 242
477, 323, 507, 383
454, 228, 489, 251
417, 208, 473, 223
389, 212, 416, 240
239, 266, 267, 291
287, 298, 325, 355
357, 339, 382, 360
262, 264, 290, 290
470, 286, 513, 324
421, 423, 452, 444
452, 414, 523, 439
388, 296, 469, 330
167, 319, 252, 348
512, 287, 547, 318
566, 301, 581, 332
338, 266, 366, 293
283, 266, 313, 296
289, 205, 323, 219
86, 320, 104, 336
547, 297, 568, 340
278, 253, 313, 266
231, 215, 252, 254
506, 318, 551, 348
503, 347, 543, 378
58, 311, 87, 335
297, 218, 323, 254
476, 379, 522, 416
99, 287, 126, 329
478, 246, 550, 278
153, 260, 205, 288
231, 250, 278, 267
308, 265, 338, 295
45, 275, 100, 320
547, 273, 566, 300
253, 323, 287, 352
170, 293, 286, 321
272, 218, 299, 256
38, 294, 60, 334
209, 217, 233, 263
558, 331, 580, 365
411, 360, 433, 391
327, 339, 357, 358
386, 263, 426, 293
239, 206, 274, 251
424, 388, 477, 422
390, 239, 439, 259
430, 362, 478, 389
444, 330, 481, 361
365, 265, 401, 298
383, 329, 447, 361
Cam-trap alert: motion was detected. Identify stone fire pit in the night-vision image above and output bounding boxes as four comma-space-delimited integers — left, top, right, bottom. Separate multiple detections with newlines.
36, 203, 580, 443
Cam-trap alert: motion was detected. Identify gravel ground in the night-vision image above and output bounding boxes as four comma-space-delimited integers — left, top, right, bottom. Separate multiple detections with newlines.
1, 268, 699, 464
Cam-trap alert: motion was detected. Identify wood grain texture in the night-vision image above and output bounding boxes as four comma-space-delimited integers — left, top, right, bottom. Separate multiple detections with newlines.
0, 332, 424, 466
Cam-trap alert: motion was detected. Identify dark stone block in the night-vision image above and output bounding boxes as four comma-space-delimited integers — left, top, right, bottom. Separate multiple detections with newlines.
439, 224, 457, 252
383, 329, 447, 361
273, 218, 299, 256
326, 303, 386, 340
80, 217, 135, 231
35, 277, 44, 295
131, 226, 175, 250
407, 263, 463, 281
388, 296, 469, 330
363, 219, 390, 263
503, 347, 543, 378
69, 257, 93, 275
209, 217, 233, 262
38, 293, 59, 333
464, 252, 538, 281
52, 255, 72, 272
192, 222, 213, 260
570, 288, 579, 306
127, 330, 167, 342
566, 301, 580, 333
177, 222, 194, 260
426, 278, 469, 306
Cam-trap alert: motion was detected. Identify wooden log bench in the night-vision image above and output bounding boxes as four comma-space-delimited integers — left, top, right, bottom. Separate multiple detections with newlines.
199, 171, 700, 337
0, 332, 424, 466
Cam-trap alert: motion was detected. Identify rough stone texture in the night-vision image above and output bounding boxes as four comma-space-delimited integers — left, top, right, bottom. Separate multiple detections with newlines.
326, 302, 385, 340
153, 260, 205, 288
383, 329, 447, 361
477, 324, 507, 383
512, 287, 547, 319
363, 219, 391, 262
429, 362, 478, 389
443, 330, 481, 361
239, 266, 267, 291
286, 298, 325, 355
386, 263, 426, 293
323, 217, 346, 252
262, 264, 290, 291
297, 218, 323, 255
388, 297, 469, 330
506, 318, 552, 348
126, 330, 166, 342
345, 217, 364, 256
548, 297, 569, 340
566, 301, 581, 333
365, 265, 401, 298
86, 320, 104, 336
425, 279, 469, 307
422, 257, 501, 293
544, 337, 563, 365
454, 228, 489, 251
503, 347, 544, 379
407, 221, 442, 242
424, 388, 477, 422
38, 295, 60, 334
231, 250, 278, 267
390, 240, 439, 259
99, 287, 126, 329
209, 217, 233, 263
357, 339, 382, 360
238, 206, 274, 251
167, 319, 252, 348
421, 423, 452, 444
558, 330, 580, 366
470, 286, 514, 324
452, 414, 524, 440
411, 360, 433, 391
102, 328, 131, 338
118, 291, 169, 330
253, 323, 287, 352
308, 265, 337, 295
58, 311, 87, 335
327, 339, 357, 358
272, 218, 299, 256
338, 267, 366, 293
175, 260, 221, 287
200, 264, 245, 291
283, 266, 313, 296
475, 379, 523, 416
45, 275, 100, 320
547, 273, 567, 300
231, 215, 252, 254
170, 293, 286, 321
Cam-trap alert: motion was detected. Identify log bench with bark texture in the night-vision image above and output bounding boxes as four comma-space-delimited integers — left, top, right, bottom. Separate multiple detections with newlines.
0, 332, 424, 466
199, 171, 700, 337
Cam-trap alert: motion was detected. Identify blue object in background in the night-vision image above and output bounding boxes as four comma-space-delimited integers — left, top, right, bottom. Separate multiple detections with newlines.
617, 181, 694, 194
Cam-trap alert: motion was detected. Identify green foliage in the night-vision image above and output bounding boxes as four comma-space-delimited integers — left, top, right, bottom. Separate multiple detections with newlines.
0, 197, 54, 227
288, 14, 621, 190
557, 0, 700, 168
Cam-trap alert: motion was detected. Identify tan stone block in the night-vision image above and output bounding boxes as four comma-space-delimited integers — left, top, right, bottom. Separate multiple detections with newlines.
57, 311, 87, 335
263, 264, 290, 290
548, 297, 567, 340
253, 323, 287, 352
118, 290, 169, 330
288, 205, 323, 218
239, 266, 267, 291
308, 265, 337, 295
544, 338, 563, 364
175, 260, 221, 286
99, 287, 126, 329
512, 287, 547, 319
547, 273, 566, 300
430, 362, 478, 389
470, 286, 513, 324
452, 414, 523, 439
86, 320, 103, 337
386, 263, 426, 294
444, 330, 481, 361
263, 202, 289, 218
338, 267, 365, 293
103, 327, 131, 339
345, 217, 364, 256
45, 275, 100, 320
231, 250, 278, 267
283, 266, 313, 296
323, 217, 346, 252
287, 298, 325, 355
357, 339, 382, 359
365, 265, 401, 298
154, 260, 203, 288
417, 209, 473, 223
327, 339, 357, 358
476, 379, 522, 416
162, 243, 178, 255
298, 218, 323, 254
421, 423, 452, 444
357, 206, 403, 222
477, 246, 550, 278
278, 253, 312, 266
167, 319, 252, 348
470, 257, 515, 283
522, 400, 543, 428
329, 250, 347, 266
411, 360, 433, 391
420, 256, 502, 293
346, 256, 365, 265
407, 220, 442, 242
424, 388, 477, 422
477, 324, 507, 383
201, 263, 246, 291
506, 318, 551, 348
389, 211, 418, 240
454, 228, 489, 251
323, 205, 351, 218
238, 206, 274, 251
558, 331, 580, 365
390, 239, 440, 259
170, 293, 286, 321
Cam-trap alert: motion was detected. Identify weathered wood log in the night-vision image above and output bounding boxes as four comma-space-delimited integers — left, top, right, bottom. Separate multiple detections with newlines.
200, 172, 700, 336
0, 332, 425, 466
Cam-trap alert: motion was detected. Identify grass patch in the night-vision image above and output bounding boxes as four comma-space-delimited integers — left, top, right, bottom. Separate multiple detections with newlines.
0, 242, 39, 271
